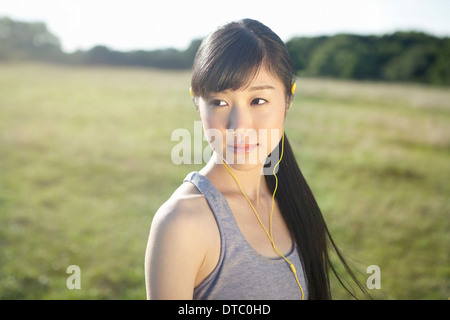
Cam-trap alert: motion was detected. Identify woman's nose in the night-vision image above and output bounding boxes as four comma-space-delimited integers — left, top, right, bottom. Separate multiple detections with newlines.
227, 104, 252, 131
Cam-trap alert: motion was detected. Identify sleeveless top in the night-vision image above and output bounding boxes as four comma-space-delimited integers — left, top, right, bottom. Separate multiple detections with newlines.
183, 171, 309, 300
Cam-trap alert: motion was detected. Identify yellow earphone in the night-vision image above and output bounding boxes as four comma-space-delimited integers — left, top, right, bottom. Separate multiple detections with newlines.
289, 83, 296, 110
189, 87, 198, 108
220, 131, 305, 300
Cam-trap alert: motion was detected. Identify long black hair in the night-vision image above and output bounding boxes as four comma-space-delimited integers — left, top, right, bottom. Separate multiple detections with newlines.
191, 19, 369, 299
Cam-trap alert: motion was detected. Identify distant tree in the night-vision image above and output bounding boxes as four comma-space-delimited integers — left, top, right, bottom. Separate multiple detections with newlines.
306, 34, 378, 79
0, 16, 63, 61
286, 36, 329, 73
82, 39, 202, 69
383, 43, 438, 82
426, 38, 450, 85
182, 39, 202, 68
380, 32, 442, 83
85, 45, 121, 65
286, 30, 448, 85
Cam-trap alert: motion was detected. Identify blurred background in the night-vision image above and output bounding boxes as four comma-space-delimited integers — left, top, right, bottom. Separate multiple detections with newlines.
0, 0, 448, 299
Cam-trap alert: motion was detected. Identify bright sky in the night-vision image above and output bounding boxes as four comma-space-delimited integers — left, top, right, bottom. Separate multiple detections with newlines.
1, 0, 449, 52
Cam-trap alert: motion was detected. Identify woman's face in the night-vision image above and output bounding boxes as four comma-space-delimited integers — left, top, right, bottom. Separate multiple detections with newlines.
197, 66, 289, 171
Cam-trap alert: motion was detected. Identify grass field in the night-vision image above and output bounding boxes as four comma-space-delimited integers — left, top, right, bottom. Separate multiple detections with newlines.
0, 63, 448, 299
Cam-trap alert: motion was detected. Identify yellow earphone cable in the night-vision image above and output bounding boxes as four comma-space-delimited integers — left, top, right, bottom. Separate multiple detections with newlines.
220, 131, 304, 300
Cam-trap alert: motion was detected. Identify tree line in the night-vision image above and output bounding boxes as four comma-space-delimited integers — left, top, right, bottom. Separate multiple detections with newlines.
1, 16, 449, 85
287, 32, 449, 85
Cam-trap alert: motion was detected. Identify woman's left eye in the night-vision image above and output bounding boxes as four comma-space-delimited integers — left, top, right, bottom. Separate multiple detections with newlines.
251, 98, 267, 106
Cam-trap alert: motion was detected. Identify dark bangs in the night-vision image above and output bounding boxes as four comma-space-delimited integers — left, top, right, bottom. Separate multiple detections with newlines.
191, 19, 295, 99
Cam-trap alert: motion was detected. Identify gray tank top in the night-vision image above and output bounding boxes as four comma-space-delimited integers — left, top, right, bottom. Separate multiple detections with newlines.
184, 171, 309, 300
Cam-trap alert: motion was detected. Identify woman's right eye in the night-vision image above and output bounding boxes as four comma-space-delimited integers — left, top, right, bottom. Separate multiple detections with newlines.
209, 99, 228, 108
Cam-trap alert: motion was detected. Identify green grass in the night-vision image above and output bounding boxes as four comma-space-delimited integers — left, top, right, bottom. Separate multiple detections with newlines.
0, 63, 448, 299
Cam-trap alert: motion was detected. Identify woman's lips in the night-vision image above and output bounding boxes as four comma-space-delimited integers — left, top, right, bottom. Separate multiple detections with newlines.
226, 143, 258, 154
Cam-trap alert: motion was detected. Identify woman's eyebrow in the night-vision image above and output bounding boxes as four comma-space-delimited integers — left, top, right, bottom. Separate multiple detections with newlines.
247, 85, 275, 91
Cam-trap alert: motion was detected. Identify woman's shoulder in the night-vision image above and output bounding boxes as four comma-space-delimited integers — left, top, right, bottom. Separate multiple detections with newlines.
152, 181, 214, 236
146, 180, 221, 297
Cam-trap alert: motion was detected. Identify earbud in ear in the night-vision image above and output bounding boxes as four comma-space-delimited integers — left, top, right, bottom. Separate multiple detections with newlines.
189, 87, 198, 109
287, 83, 296, 110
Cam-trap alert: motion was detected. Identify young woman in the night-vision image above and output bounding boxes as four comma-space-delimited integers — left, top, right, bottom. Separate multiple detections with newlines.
145, 19, 367, 300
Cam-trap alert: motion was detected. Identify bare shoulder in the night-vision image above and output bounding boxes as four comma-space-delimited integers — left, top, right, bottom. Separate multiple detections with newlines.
148, 181, 220, 262
146, 179, 222, 298
146, 181, 218, 299
152, 181, 214, 232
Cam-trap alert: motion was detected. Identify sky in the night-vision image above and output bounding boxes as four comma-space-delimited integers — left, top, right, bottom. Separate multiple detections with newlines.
1, 0, 449, 53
